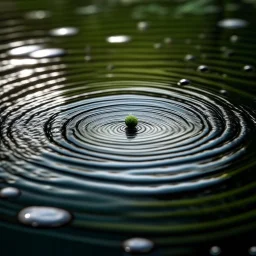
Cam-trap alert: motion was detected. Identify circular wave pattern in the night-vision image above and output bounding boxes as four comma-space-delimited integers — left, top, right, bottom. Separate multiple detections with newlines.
1, 0, 256, 255
1, 83, 255, 196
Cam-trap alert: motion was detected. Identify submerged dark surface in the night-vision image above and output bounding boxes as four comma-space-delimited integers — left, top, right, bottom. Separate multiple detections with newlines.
1, 0, 256, 255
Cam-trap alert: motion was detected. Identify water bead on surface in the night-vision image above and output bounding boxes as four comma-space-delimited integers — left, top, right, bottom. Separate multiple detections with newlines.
106, 35, 131, 44
177, 79, 190, 86
0, 187, 21, 199
230, 35, 239, 43
137, 21, 149, 31
25, 10, 51, 20
1, 1, 256, 254
249, 246, 256, 256
49, 27, 79, 37
184, 54, 196, 61
123, 238, 154, 254
8, 45, 42, 56
85, 55, 92, 62
29, 48, 66, 58
197, 65, 209, 72
164, 37, 172, 44
18, 206, 72, 228
217, 19, 248, 29
243, 65, 255, 72
219, 89, 228, 96
209, 246, 222, 256
154, 43, 162, 49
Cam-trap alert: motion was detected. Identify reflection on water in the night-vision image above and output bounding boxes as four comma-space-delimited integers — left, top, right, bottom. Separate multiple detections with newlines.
1, 0, 256, 255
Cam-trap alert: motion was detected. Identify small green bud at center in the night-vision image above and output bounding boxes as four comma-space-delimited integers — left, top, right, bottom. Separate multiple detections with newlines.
125, 115, 138, 128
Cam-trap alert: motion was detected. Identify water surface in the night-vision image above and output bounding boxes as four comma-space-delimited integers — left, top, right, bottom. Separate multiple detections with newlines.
1, 0, 256, 255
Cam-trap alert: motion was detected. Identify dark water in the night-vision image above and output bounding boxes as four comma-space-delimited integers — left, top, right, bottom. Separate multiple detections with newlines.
1, 0, 256, 255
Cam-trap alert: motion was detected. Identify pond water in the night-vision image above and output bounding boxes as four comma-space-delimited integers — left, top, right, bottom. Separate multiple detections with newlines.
1, 0, 256, 255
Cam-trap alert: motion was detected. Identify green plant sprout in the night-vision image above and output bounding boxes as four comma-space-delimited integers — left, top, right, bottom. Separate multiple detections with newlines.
125, 115, 138, 128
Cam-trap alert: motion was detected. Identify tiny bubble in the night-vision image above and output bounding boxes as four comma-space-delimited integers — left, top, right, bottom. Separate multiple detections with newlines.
154, 43, 162, 49
243, 65, 254, 72
197, 65, 209, 72
178, 79, 190, 86
220, 89, 228, 95
249, 246, 256, 256
230, 35, 239, 43
185, 54, 196, 61
85, 55, 92, 62
164, 37, 172, 44
210, 246, 221, 256
137, 21, 149, 31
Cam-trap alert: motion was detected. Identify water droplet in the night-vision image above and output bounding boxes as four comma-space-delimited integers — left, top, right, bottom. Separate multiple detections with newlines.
49, 27, 78, 37
106, 35, 131, 44
8, 45, 42, 56
184, 54, 196, 61
0, 187, 21, 198
18, 206, 72, 228
85, 55, 92, 62
123, 238, 154, 254
243, 65, 254, 72
178, 79, 190, 86
220, 89, 228, 95
29, 48, 66, 58
25, 10, 51, 19
230, 35, 239, 43
249, 246, 256, 256
209, 246, 221, 256
218, 19, 248, 29
137, 21, 149, 31
164, 37, 172, 44
197, 65, 209, 72
154, 43, 162, 49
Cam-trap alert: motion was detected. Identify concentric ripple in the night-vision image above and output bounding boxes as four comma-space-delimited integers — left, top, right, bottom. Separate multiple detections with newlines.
1, 0, 256, 255
1, 83, 255, 195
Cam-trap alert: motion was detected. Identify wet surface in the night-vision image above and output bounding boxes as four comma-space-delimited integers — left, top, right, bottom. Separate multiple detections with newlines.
1, 0, 256, 255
